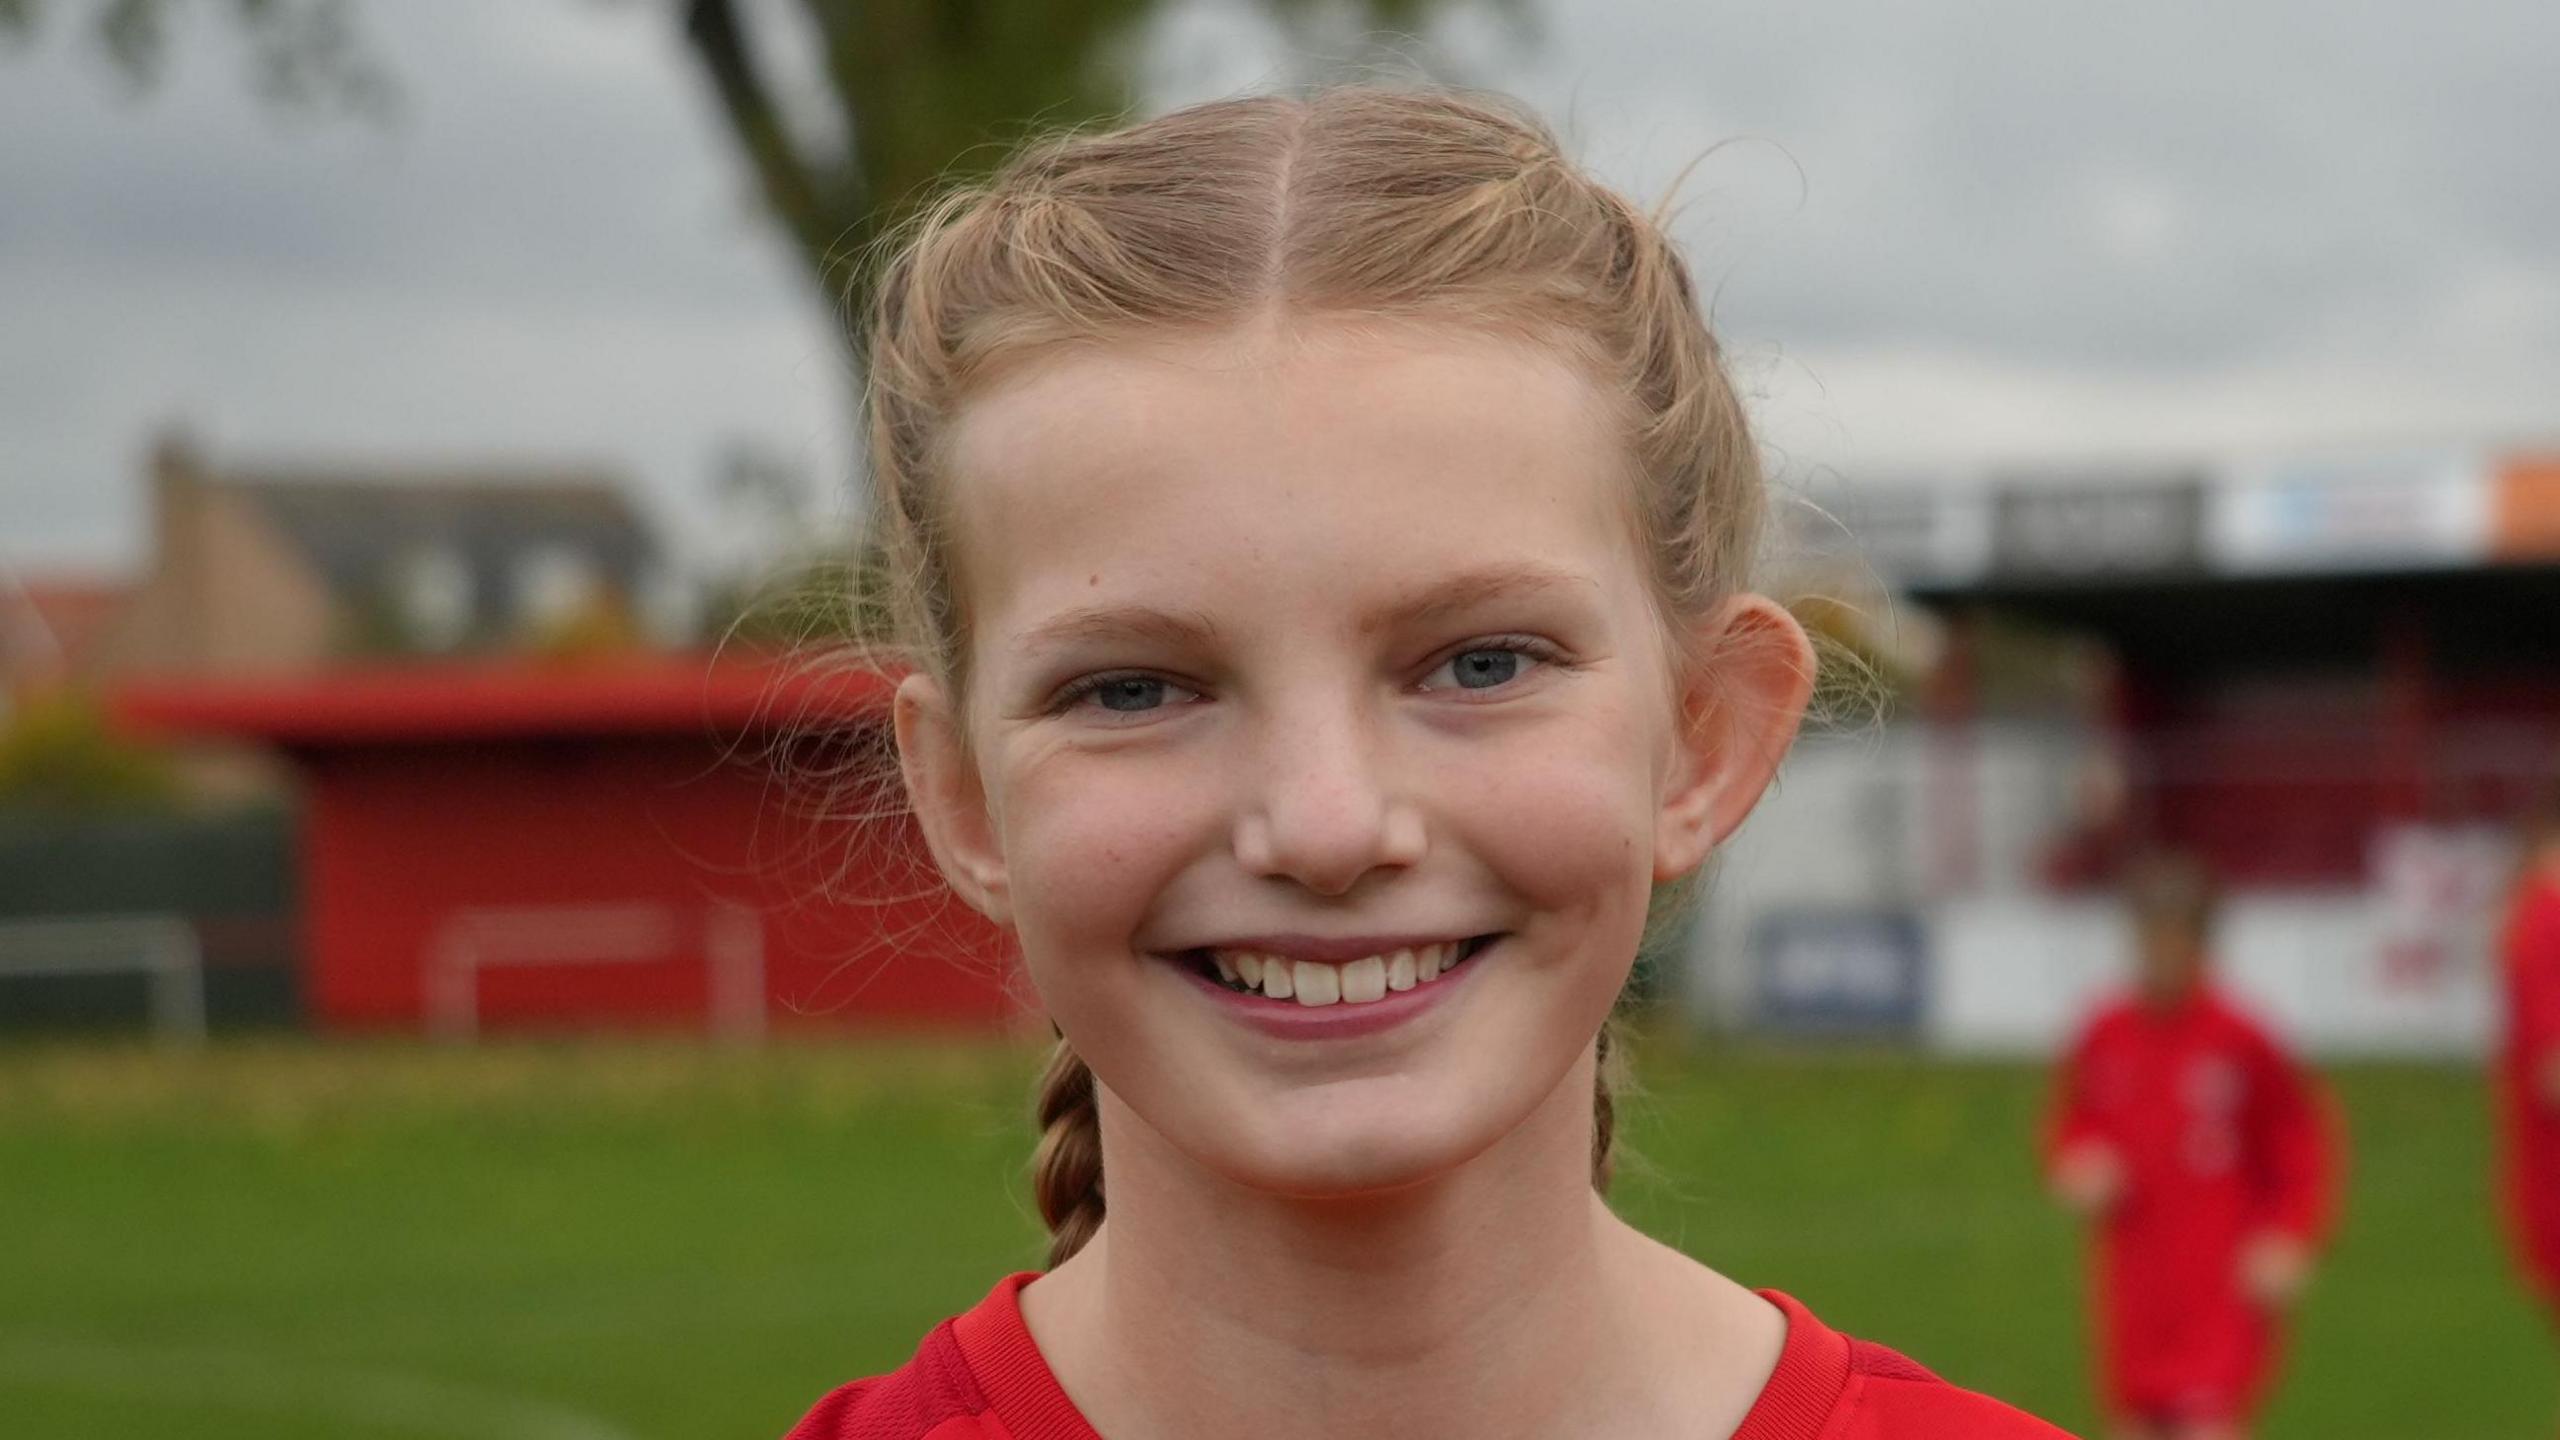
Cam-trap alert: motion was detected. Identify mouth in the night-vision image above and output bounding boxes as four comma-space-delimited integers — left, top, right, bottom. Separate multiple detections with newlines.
1174, 935, 1501, 1008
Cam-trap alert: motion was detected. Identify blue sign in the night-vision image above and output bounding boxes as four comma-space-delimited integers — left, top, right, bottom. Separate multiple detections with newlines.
1751, 910, 1929, 1036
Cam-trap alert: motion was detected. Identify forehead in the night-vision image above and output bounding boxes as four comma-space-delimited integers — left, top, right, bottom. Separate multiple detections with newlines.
941, 322, 1640, 639
949, 319, 1617, 469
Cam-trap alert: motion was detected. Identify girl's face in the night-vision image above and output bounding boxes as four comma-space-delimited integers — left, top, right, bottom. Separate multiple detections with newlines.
900, 321, 1809, 1198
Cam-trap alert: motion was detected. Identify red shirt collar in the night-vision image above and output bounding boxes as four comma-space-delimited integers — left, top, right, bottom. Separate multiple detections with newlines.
949, 1272, 1852, 1439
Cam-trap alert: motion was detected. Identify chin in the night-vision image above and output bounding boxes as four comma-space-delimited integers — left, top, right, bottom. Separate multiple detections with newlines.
1195, 1092, 1516, 1201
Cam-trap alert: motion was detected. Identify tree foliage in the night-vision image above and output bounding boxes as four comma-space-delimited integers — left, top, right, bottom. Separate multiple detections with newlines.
0, 0, 394, 115
0, 692, 181, 814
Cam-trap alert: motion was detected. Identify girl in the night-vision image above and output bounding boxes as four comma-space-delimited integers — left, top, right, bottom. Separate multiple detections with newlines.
788, 87, 2068, 1440
2500, 793, 2560, 1323
2046, 856, 2339, 1440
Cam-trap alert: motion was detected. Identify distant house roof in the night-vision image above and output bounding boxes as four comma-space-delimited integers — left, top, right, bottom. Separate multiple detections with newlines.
113, 654, 893, 748
225, 467, 657, 606
2, 574, 135, 688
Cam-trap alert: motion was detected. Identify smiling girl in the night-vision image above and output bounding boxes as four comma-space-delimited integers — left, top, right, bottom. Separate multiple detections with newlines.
785, 87, 2069, 1440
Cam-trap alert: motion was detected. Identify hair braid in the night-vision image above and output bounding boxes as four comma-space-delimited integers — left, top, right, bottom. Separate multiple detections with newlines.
1032, 1034, 1106, 1267
1591, 1022, 1621, 1191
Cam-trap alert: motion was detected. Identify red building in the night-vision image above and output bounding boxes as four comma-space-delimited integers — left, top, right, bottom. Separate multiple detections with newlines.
118, 657, 1019, 1036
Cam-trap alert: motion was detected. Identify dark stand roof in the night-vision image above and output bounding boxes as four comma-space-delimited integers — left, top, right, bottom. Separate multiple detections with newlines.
1914, 562, 2560, 677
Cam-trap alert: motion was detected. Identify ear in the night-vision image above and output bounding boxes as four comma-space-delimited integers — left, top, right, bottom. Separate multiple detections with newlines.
1653, 595, 1816, 883
893, 672, 1013, 925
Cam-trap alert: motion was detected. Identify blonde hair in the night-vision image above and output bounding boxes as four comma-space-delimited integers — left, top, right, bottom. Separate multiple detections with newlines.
856, 87, 1764, 1268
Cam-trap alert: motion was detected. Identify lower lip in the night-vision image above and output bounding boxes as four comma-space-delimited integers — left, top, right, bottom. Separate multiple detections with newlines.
1172, 944, 1489, 1040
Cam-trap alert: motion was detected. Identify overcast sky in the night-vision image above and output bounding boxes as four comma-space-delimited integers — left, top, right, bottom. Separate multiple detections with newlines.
5, 0, 2556, 574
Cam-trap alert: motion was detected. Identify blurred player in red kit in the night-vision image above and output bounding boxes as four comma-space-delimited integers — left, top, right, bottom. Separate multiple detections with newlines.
2045, 856, 2342, 1440
2501, 795, 2560, 1324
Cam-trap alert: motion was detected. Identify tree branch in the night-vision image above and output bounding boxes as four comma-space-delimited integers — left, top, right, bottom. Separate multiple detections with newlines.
680, 0, 847, 293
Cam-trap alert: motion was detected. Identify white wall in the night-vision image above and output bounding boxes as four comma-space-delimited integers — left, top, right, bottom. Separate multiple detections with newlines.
1688, 727, 2505, 1059
1924, 892, 2496, 1058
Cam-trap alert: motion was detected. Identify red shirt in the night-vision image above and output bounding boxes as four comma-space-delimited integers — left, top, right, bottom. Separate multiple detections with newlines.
784, 1273, 2071, 1439
2045, 984, 2339, 1419
2500, 869, 2560, 1299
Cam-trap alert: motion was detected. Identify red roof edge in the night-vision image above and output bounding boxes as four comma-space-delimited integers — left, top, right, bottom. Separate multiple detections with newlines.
110, 654, 897, 748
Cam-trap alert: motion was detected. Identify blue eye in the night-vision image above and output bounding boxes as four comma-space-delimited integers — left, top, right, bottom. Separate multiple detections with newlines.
1052, 672, 1198, 717
1449, 650, 1520, 688
1424, 644, 1544, 692
1091, 676, 1169, 712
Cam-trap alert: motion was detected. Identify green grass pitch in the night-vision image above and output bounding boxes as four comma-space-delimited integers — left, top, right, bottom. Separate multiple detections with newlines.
0, 1038, 2549, 1438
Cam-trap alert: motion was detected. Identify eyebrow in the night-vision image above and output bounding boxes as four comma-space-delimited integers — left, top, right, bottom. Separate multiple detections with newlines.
1361, 563, 1602, 634
1013, 604, 1224, 658
1008, 563, 1600, 661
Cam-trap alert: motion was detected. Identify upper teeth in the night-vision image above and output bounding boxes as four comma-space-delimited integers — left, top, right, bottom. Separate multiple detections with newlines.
1212, 942, 1465, 1007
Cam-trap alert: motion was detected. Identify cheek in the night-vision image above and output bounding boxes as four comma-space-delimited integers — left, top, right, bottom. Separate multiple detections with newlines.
994, 747, 1217, 957
1434, 700, 1664, 915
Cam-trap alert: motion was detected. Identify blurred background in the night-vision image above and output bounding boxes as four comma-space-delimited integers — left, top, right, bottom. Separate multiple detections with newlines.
3, 2, 2557, 1436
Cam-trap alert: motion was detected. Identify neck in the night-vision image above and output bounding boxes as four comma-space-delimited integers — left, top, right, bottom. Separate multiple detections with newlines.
1020, 1050, 1775, 1440
2142, 982, 2200, 1011
2534, 841, 2560, 880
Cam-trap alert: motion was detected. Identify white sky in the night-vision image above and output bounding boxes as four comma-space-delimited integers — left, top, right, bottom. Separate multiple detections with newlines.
3, 0, 2556, 574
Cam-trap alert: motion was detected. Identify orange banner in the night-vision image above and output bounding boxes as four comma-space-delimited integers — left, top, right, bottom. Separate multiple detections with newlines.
2494, 454, 2560, 560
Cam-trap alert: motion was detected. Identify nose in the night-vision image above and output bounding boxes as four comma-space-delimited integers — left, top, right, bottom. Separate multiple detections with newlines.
1231, 706, 1427, 897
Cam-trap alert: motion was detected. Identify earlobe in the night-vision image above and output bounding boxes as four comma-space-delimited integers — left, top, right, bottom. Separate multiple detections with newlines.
1653, 596, 1816, 883
893, 673, 1013, 925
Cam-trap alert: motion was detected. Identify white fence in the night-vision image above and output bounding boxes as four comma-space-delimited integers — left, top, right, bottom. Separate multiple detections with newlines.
0, 915, 206, 1042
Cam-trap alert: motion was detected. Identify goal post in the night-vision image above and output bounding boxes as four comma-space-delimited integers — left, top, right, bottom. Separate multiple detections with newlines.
0, 915, 207, 1043
424, 901, 766, 1043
